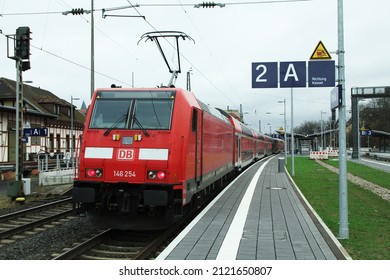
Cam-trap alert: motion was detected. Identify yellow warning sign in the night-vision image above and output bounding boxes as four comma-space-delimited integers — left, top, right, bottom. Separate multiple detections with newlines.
310, 41, 332, 60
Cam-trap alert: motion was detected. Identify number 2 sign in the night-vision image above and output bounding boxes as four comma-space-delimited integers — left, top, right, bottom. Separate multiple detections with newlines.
251, 62, 278, 88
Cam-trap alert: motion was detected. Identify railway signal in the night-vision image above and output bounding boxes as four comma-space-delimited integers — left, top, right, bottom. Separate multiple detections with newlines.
15, 27, 30, 61
5, 26, 32, 198
13, 26, 31, 71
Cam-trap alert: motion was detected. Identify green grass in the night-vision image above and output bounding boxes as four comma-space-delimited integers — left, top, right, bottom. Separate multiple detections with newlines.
287, 156, 390, 260
326, 159, 390, 190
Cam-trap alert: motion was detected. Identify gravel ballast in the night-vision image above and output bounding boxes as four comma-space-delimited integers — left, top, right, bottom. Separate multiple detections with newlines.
0, 215, 100, 260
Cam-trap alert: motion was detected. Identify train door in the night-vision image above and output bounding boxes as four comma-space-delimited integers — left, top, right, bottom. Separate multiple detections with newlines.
192, 108, 203, 184
236, 135, 241, 167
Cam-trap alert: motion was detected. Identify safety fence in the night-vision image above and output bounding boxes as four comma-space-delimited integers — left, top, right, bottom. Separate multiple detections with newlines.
309, 150, 339, 160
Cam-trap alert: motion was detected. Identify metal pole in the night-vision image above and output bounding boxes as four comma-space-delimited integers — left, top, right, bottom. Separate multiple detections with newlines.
321, 110, 323, 150
338, 0, 349, 239
357, 100, 361, 161
70, 96, 74, 168
15, 62, 20, 181
291, 88, 294, 176
71, 96, 80, 169
284, 99, 287, 165
187, 70, 191, 91
321, 111, 327, 150
15, 60, 24, 194
90, 0, 95, 99
330, 116, 332, 149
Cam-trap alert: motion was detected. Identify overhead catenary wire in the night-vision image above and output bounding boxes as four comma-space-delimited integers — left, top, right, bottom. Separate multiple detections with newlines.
0, 0, 312, 15
124, 1, 241, 109
0, 30, 132, 86
121, 0, 312, 8
0, 0, 314, 129
32, 43, 132, 86
0, 1, 157, 87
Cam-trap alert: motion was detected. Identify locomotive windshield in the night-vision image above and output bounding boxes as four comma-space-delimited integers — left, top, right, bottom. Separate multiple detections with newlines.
89, 90, 174, 130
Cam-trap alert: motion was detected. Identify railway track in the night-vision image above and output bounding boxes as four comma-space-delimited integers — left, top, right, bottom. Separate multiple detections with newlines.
53, 194, 216, 260
53, 166, 238, 260
0, 197, 75, 243
53, 228, 166, 260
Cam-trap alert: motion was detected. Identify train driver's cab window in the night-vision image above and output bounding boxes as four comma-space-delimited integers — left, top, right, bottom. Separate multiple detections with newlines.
132, 100, 173, 130
90, 100, 129, 128
90, 99, 173, 130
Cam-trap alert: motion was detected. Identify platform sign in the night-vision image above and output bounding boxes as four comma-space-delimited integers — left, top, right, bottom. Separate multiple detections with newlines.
330, 85, 342, 109
279, 61, 306, 88
23, 127, 48, 137
361, 130, 372, 136
251, 62, 278, 88
308, 60, 335, 87
252, 60, 335, 89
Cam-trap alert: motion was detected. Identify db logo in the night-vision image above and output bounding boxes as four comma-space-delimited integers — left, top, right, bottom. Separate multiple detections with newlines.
117, 149, 134, 160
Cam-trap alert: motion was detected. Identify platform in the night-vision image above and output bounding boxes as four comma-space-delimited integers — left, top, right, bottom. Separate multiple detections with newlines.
157, 156, 349, 260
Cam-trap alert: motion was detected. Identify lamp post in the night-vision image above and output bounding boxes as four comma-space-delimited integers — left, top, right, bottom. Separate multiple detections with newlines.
267, 123, 272, 136
70, 96, 80, 168
320, 111, 327, 151
265, 112, 271, 136
357, 99, 366, 162
278, 99, 287, 165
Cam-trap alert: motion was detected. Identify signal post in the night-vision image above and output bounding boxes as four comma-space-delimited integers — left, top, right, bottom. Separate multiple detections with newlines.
6, 27, 31, 198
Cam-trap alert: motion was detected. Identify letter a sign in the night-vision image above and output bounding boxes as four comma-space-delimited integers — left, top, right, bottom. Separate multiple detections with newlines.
279, 61, 306, 88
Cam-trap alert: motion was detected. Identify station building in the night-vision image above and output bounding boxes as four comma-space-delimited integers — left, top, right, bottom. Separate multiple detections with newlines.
0, 77, 85, 170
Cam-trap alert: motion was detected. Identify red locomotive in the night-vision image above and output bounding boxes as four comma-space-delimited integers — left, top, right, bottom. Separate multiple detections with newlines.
73, 87, 283, 230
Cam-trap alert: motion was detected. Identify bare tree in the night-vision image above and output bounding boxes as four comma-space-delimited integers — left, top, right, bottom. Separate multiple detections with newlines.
360, 97, 390, 132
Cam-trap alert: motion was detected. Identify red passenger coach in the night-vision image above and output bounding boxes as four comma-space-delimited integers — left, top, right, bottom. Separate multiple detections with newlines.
218, 110, 271, 171
73, 87, 236, 230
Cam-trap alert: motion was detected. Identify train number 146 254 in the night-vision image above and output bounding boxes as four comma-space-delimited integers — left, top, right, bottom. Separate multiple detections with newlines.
113, 170, 136, 177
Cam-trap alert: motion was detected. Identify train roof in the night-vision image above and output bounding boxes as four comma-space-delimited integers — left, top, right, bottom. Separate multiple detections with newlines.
216, 108, 262, 138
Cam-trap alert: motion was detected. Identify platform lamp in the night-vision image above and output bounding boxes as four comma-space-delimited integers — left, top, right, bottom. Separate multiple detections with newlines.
320, 110, 327, 151
70, 96, 80, 168
278, 99, 287, 165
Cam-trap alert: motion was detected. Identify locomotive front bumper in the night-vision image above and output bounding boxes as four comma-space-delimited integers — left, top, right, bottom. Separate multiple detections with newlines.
72, 180, 183, 230
73, 185, 96, 203
72, 180, 173, 207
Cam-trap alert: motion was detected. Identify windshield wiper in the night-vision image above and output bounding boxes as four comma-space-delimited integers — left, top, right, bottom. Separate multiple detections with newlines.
133, 116, 150, 137
103, 114, 127, 136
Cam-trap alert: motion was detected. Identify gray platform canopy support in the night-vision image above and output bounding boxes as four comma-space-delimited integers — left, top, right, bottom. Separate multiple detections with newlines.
138, 31, 195, 87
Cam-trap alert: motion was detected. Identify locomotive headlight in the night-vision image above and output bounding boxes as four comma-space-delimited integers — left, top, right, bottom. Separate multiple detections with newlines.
95, 169, 103, 177
148, 171, 156, 179
147, 170, 166, 180
86, 168, 103, 178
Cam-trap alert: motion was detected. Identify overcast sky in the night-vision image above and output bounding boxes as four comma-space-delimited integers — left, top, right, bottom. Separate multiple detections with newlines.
1, 0, 389, 133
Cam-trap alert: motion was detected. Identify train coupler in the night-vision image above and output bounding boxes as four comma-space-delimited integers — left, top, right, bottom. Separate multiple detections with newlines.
148, 206, 156, 216
73, 201, 86, 217
120, 193, 131, 213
